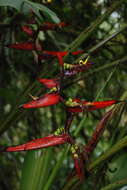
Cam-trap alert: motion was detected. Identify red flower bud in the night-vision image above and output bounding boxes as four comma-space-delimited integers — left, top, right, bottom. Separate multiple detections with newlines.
22, 93, 61, 108
1, 134, 71, 152
22, 25, 34, 36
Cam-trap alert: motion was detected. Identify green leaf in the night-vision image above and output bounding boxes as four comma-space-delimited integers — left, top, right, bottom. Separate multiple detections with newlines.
0, 0, 23, 11
108, 153, 127, 182
0, 0, 60, 23
20, 149, 53, 190
23, 0, 60, 23
100, 177, 127, 190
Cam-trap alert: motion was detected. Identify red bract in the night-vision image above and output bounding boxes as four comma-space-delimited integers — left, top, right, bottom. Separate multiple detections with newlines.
1, 134, 71, 152
67, 100, 122, 113
6, 42, 41, 51
22, 93, 61, 108
43, 50, 83, 57
43, 51, 66, 65
38, 50, 83, 61
40, 22, 69, 31
84, 109, 113, 155
22, 25, 34, 36
42, 50, 84, 66
38, 78, 59, 88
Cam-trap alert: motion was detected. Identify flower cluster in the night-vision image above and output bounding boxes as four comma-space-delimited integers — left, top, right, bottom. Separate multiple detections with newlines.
2, 19, 124, 181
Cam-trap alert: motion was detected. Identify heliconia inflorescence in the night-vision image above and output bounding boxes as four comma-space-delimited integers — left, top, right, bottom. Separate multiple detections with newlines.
2, 17, 125, 183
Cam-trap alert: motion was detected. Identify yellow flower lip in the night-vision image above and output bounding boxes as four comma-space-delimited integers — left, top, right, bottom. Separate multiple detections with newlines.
79, 56, 90, 65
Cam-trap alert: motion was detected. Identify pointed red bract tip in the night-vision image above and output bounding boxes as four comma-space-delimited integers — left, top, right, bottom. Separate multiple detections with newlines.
38, 78, 59, 88
85, 100, 119, 111
22, 93, 61, 108
3, 134, 71, 152
71, 50, 84, 55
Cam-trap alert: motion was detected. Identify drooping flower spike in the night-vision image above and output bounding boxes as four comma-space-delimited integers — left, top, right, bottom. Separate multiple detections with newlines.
0, 133, 71, 152
21, 92, 61, 109
65, 98, 123, 113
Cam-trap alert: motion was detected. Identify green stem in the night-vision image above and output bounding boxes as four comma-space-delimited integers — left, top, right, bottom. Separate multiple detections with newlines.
61, 177, 78, 190
43, 146, 70, 190
100, 178, 127, 190
88, 135, 127, 171
87, 55, 127, 75
95, 67, 116, 100
65, 0, 125, 53
74, 24, 127, 62
65, 55, 127, 90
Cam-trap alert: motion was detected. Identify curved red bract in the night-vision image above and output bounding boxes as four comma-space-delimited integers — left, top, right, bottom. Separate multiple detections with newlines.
67, 100, 120, 113
22, 93, 61, 108
4, 134, 71, 152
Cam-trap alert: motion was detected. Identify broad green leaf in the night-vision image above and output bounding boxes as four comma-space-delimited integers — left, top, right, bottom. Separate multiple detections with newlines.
23, 0, 60, 23
0, 0, 60, 22
20, 149, 53, 190
0, 0, 23, 11
108, 153, 127, 182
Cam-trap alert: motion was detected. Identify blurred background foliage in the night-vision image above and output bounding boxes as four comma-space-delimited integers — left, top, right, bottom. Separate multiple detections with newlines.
0, 0, 127, 189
